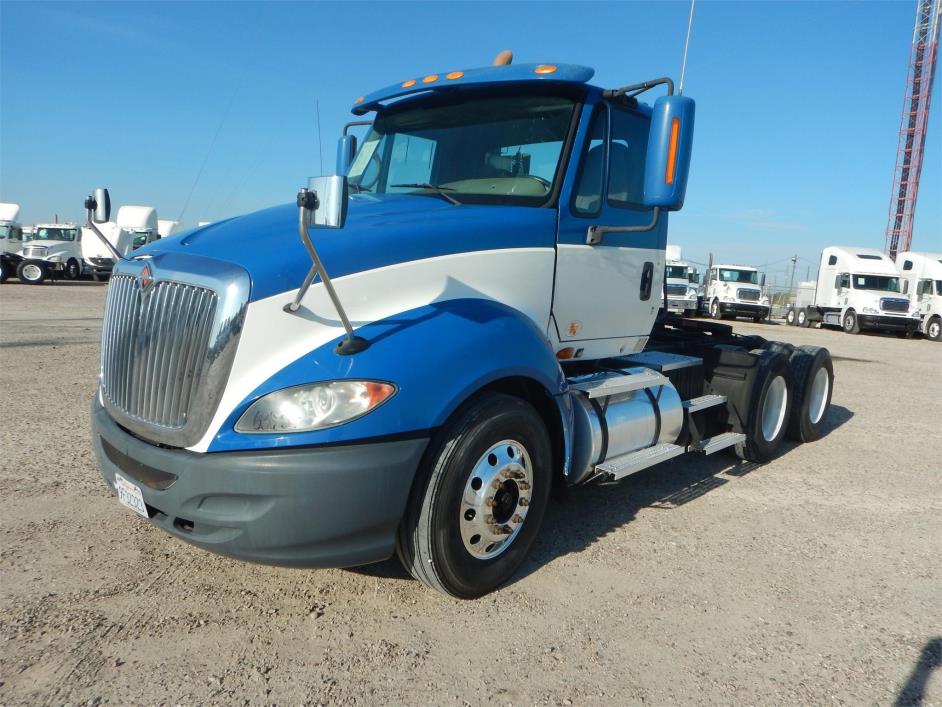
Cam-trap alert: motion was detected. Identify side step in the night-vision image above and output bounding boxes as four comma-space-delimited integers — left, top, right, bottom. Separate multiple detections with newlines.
691, 432, 746, 455
683, 394, 727, 413
595, 443, 685, 480
569, 368, 668, 399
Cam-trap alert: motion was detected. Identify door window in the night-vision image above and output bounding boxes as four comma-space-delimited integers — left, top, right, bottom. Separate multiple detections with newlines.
571, 107, 606, 216
608, 107, 649, 208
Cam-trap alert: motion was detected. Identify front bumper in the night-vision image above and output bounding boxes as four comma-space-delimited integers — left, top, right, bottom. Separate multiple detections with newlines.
91, 398, 428, 568
719, 301, 770, 317
858, 314, 919, 332
666, 296, 697, 312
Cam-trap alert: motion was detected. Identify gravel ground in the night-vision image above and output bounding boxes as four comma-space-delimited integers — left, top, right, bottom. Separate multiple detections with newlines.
1, 279, 939, 706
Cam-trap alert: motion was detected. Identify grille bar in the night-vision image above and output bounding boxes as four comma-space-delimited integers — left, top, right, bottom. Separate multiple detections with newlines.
665, 283, 688, 296
101, 276, 218, 430
880, 297, 909, 313
737, 288, 761, 301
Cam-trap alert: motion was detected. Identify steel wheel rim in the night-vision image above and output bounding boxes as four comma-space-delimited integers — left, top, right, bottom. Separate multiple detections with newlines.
807, 366, 829, 425
930, 320, 940, 339
459, 439, 533, 560
798, 311, 806, 324
844, 313, 854, 330
760, 375, 788, 442
22, 264, 41, 280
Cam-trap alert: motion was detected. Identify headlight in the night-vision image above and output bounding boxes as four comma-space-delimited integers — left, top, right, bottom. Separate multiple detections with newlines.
687, 288, 698, 297
48, 255, 63, 262
862, 307, 879, 314
760, 296, 770, 305
236, 380, 396, 433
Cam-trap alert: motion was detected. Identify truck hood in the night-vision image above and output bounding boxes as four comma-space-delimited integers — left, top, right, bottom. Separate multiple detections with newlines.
137, 194, 558, 302
21, 241, 75, 257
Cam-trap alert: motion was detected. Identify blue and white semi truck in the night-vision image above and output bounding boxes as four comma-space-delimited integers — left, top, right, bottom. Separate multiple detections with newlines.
89, 58, 835, 598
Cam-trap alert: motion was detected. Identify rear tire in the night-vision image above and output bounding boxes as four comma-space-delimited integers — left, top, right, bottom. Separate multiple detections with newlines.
798, 308, 811, 328
786, 345, 834, 443
17, 261, 47, 285
842, 309, 860, 334
396, 392, 552, 598
734, 349, 793, 463
65, 258, 80, 280
927, 316, 941, 342
785, 309, 796, 326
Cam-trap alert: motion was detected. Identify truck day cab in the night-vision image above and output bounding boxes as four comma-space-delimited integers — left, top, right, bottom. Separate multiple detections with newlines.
662, 244, 699, 316
82, 205, 161, 280
17, 223, 85, 283
90, 58, 835, 598
795, 246, 919, 335
896, 251, 942, 342
703, 263, 770, 322
0, 203, 25, 283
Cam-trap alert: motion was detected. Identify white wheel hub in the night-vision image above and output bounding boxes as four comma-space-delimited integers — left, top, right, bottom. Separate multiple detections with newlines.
760, 375, 788, 442
807, 366, 829, 425
22, 264, 42, 281
459, 440, 533, 560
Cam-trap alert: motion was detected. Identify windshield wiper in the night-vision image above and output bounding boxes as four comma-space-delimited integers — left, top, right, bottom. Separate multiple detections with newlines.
391, 183, 461, 206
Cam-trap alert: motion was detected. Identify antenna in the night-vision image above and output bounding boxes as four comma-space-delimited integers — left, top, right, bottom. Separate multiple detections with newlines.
315, 97, 324, 175
678, 0, 697, 95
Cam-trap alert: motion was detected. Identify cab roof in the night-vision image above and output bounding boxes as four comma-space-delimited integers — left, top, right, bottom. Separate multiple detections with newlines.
352, 62, 595, 115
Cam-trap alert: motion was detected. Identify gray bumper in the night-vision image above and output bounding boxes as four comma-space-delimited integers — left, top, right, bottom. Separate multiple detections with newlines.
719, 302, 769, 317
858, 314, 918, 332
91, 399, 428, 568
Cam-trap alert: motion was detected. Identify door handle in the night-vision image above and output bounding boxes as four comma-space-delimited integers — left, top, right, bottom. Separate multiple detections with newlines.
640, 261, 654, 301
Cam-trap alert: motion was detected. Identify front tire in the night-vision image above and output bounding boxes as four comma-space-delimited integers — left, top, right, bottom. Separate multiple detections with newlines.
17, 261, 47, 285
710, 299, 723, 320
734, 350, 793, 463
927, 316, 941, 342
786, 345, 834, 443
396, 392, 552, 598
842, 309, 860, 334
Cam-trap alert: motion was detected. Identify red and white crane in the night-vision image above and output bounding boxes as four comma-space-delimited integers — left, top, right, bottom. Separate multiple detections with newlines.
885, 0, 940, 259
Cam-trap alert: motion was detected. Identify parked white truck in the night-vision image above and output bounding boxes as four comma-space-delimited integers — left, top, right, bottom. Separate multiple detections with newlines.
896, 251, 942, 342
662, 245, 699, 316
703, 263, 770, 322
157, 219, 182, 239
82, 205, 159, 279
17, 223, 85, 284
794, 246, 919, 335
0, 203, 26, 283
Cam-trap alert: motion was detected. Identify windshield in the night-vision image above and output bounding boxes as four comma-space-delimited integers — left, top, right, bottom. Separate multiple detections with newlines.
665, 265, 689, 280
935, 280, 942, 296
718, 269, 759, 285
348, 93, 576, 206
131, 231, 152, 249
0, 226, 10, 238
33, 227, 77, 241
852, 274, 900, 292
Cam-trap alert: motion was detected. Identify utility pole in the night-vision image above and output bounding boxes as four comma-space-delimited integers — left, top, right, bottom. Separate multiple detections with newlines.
787, 254, 798, 303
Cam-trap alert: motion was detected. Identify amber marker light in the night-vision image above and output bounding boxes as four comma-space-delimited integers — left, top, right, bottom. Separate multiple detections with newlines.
556, 347, 575, 360
401, 79, 417, 88
534, 64, 557, 74
446, 71, 464, 80
355, 96, 365, 104
422, 74, 439, 83
665, 117, 680, 185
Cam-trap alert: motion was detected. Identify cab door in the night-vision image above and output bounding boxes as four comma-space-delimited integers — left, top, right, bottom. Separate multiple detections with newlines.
551, 100, 667, 358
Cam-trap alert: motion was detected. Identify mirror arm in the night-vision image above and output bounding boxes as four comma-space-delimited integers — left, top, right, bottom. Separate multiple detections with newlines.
586, 207, 660, 245
603, 77, 674, 100
83, 197, 124, 262
283, 188, 368, 355
343, 120, 373, 136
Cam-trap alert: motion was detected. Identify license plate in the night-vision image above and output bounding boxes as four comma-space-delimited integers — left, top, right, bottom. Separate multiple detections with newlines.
114, 473, 149, 518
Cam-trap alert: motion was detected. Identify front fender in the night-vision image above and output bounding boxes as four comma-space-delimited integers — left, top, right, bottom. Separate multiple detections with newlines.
208, 298, 565, 452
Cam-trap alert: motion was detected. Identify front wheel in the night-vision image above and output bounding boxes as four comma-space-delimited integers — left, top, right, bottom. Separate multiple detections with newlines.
710, 299, 723, 320
17, 261, 47, 285
65, 258, 80, 279
396, 392, 552, 598
842, 309, 860, 334
927, 316, 941, 342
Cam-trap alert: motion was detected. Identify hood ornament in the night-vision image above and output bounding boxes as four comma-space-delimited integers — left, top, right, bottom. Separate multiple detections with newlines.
139, 264, 154, 290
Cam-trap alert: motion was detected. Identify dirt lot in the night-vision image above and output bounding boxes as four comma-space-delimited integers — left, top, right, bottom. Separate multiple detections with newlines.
1, 279, 939, 706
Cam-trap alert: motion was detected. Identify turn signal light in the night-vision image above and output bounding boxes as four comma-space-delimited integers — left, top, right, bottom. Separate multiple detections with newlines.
402, 79, 417, 88
534, 65, 557, 75
665, 117, 680, 185
446, 71, 464, 80
354, 96, 365, 104
556, 347, 575, 360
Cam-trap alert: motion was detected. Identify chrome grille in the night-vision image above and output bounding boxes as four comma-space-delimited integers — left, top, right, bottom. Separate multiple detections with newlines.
665, 283, 688, 296
24, 246, 47, 258
101, 275, 218, 430
880, 297, 909, 313
737, 288, 761, 301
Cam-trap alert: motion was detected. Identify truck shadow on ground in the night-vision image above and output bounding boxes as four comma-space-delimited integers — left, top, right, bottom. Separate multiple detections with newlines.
351, 405, 854, 587
895, 637, 942, 706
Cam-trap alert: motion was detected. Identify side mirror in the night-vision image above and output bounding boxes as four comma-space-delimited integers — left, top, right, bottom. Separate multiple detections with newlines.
835, 275, 842, 289
336, 135, 357, 175
760, 273, 766, 287
306, 176, 348, 229
93, 187, 111, 223
643, 95, 695, 210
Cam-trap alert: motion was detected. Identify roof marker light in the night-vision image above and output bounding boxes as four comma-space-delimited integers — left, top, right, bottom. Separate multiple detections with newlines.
446, 71, 464, 80
534, 64, 557, 75
355, 96, 365, 104
402, 79, 417, 88
665, 117, 680, 185
422, 74, 439, 83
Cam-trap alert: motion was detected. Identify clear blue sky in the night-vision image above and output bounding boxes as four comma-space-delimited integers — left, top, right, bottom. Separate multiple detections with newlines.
1, 1, 940, 284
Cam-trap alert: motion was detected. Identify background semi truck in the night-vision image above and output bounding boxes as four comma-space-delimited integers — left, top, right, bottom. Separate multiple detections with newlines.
702, 262, 770, 322
89, 57, 835, 598
794, 246, 919, 335
17, 223, 84, 283
896, 251, 942, 341
0, 203, 25, 283
662, 244, 699, 316
82, 205, 159, 279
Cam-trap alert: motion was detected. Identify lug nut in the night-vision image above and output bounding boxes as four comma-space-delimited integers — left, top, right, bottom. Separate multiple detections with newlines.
518, 482, 531, 491
485, 497, 496, 507
512, 514, 524, 523
485, 515, 496, 524
518, 498, 529, 507
491, 479, 503, 490
500, 524, 513, 535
